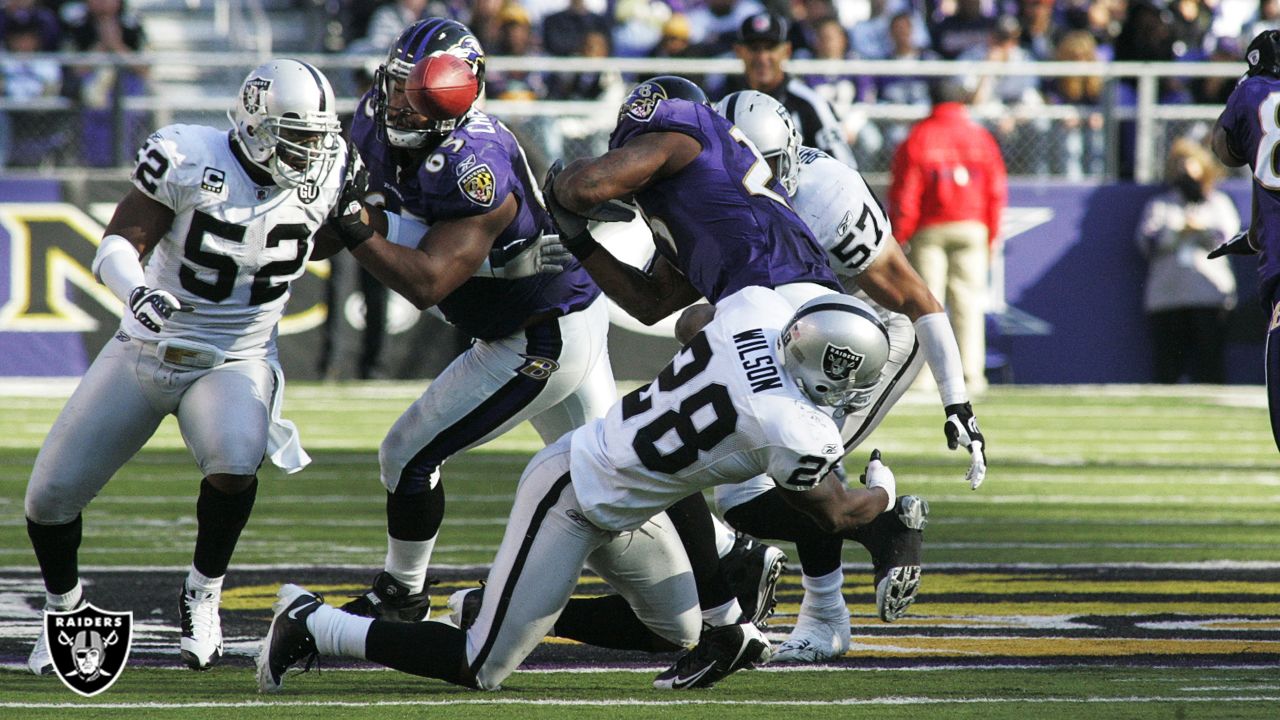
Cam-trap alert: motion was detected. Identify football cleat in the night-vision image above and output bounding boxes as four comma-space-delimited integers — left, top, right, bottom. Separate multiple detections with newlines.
179, 582, 224, 670
770, 605, 851, 663
653, 622, 772, 690
29, 598, 86, 675
721, 535, 788, 627
340, 571, 432, 622
856, 495, 928, 622
257, 584, 323, 693
446, 586, 483, 631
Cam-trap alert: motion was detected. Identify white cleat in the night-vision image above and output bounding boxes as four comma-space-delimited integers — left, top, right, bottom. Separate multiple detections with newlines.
28, 623, 53, 676
770, 607, 851, 663
179, 583, 224, 670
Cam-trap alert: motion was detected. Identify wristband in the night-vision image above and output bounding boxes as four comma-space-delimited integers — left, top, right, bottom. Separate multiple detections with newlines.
332, 214, 375, 251
93, 234, 147, 303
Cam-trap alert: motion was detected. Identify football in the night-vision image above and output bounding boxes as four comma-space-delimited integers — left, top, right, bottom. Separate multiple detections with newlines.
405, 54, 479, 120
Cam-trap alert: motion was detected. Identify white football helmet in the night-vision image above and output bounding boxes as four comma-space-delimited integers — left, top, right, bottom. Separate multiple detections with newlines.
780, 293, 889, 410
229, 58, 342, 188
715, 90, 801, 196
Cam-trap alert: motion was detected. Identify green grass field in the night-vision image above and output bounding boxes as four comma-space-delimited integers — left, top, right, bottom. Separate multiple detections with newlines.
1, 382, 1277, 718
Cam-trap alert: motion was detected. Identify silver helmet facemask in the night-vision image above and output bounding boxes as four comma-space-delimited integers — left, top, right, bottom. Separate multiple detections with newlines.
779, 294, 890, 410
714, 90, 801, 196
229, 58, 341, 189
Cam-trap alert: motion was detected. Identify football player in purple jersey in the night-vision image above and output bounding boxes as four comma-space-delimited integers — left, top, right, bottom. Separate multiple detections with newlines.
323, 18, 617, 622
1212, 29, 1280, 451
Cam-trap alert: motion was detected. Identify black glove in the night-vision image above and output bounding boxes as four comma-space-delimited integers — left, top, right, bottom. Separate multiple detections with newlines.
129, 286, 192, 332
328, 142, 374, 250
1207, 229, 1259, 259
944, 402, 987, 490
541, 160, 636, 259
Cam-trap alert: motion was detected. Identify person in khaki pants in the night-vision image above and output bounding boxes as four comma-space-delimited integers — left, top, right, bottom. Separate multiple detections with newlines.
889, 79, 1007, 394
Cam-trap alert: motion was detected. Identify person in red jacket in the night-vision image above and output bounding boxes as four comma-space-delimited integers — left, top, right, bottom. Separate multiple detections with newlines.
889, 78, 1007, 394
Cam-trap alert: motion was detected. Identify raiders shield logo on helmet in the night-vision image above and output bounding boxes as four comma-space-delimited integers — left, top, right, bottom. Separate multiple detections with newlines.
458, 163, 496, 207
621, 82, 667, 123
822, 343, 863, 381
45, 603, 132, 697
241, 77, 272, 115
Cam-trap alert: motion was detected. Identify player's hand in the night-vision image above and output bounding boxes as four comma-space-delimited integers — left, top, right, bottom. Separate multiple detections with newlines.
329, 142, 374, 249
944, 402, 987, 490
128, 286, 191, 332
542, 159, 591, 241
857, 449, 896, 511
1207, 229, 1258, 259
492, 233, 570, 279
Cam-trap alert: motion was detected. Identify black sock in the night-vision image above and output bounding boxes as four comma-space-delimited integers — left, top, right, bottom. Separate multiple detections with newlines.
27, 515, 82, 596
366, 618, 474, 686
724, 489, 843, 577
666, 492, 734, 610
192, 477, 257, 579
554, 595, 683, 652
387, 481, 444, 541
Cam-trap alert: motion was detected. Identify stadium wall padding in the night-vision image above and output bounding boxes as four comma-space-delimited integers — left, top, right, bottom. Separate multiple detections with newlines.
0, 177, 1262, 383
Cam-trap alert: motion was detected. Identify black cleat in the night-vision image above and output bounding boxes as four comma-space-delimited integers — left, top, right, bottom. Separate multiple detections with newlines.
653, 622, 772, 690
856, 495, 928, 622
720, 535, 788, 627
256, 584, 323, 693
340, 571, 432, 622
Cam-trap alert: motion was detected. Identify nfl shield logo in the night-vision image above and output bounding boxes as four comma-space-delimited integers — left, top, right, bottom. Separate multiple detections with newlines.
45, 604, 133, 697
821, 343, 863, 381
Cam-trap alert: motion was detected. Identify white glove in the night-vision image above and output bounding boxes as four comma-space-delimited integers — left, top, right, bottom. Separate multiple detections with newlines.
944, 402, 987, 490
491, 233, 572, 279
128, 286, 191, 332
858, 449, 896, 513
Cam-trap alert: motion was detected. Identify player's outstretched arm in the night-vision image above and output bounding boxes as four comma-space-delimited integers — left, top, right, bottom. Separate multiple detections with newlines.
341, 195, 518, 310
776, 458, 893, 536
93, 188, 191, 331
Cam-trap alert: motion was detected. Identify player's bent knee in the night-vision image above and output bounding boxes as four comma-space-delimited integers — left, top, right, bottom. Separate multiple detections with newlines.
206, 473, 257, 494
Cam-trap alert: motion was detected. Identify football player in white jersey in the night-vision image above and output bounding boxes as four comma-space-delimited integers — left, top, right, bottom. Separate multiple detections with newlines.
707, 90, 988, 662
258, 288, 898, 692
24, 58, 351, 674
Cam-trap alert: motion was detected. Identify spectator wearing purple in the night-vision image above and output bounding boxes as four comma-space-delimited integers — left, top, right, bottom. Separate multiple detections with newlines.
877, 10, 938, 149
0, 0, 61, 51
802, 15, 880, 158
686, 0, 764, 57
63, 0, 149, 167
543, 0, 610, 56
931, 0, 995, 60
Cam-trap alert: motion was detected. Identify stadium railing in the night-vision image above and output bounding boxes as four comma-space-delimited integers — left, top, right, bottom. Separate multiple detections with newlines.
0, 53, 1246, 183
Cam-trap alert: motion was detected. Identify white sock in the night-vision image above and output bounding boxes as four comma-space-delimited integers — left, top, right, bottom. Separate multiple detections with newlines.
306, 604, 371, 659
186, 566, 224, 594
702, 598, 742, 627
46, 581, 83, 610
385, 535, 434, 594
800, 568, 846, 617
711, 516, 737, 559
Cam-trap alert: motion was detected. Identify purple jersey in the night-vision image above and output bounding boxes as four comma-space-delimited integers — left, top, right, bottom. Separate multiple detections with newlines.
351, 93, 599, 339
608, 96, 839, 303
1219, 74, 1280, 293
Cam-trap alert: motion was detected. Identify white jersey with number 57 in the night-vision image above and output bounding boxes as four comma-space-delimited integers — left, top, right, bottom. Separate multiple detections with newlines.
127, 124, 344, 358
795, 146, 892, 281
569, 286, 845, 532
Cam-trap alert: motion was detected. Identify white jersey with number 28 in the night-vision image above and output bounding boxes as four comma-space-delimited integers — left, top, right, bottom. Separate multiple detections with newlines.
570, 286, 845, 532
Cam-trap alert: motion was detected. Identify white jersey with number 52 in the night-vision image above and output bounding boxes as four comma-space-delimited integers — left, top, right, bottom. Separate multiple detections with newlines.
127, 124, 344, 357
795, 146, 892, 280
569, 286, 845, 532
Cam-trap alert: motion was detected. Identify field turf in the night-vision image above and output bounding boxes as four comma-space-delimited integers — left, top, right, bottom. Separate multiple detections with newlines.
0, 381, 1277, 718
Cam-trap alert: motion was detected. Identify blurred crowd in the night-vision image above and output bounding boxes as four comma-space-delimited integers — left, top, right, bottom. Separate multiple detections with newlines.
2, 0, 1276, 173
